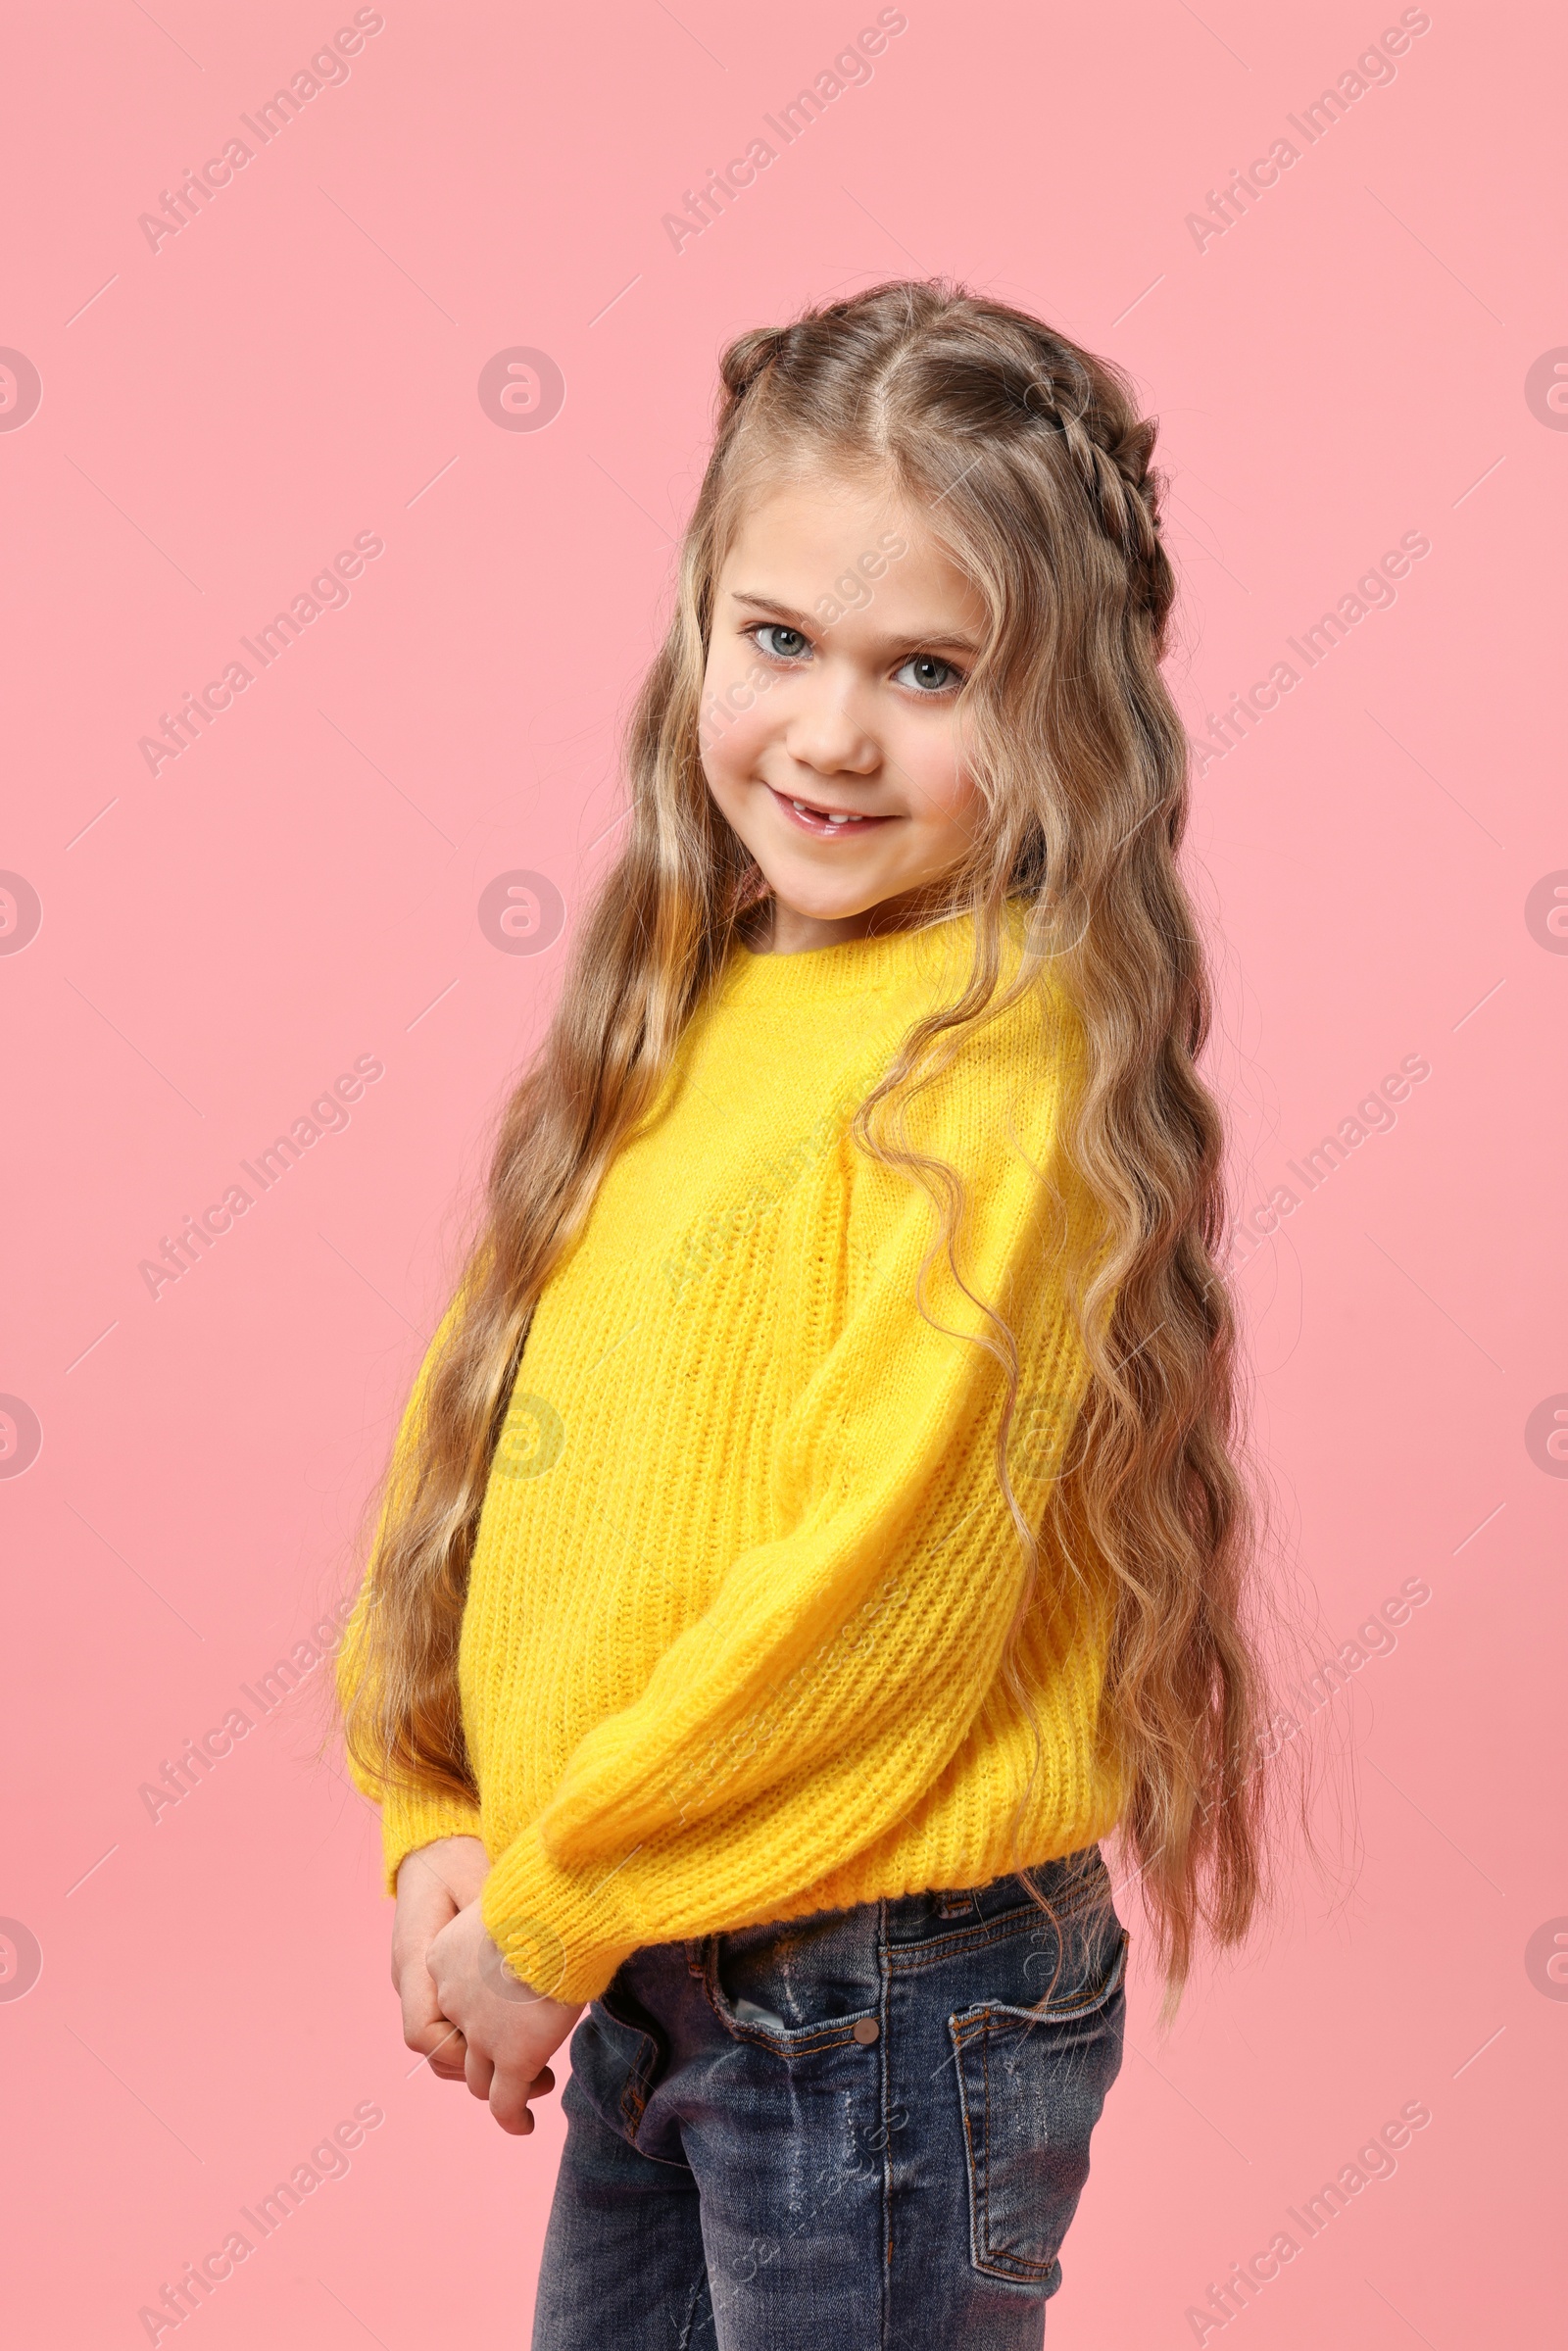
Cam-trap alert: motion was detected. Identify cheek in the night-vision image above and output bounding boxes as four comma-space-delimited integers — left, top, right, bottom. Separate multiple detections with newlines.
701, 694, 774, 792
892, 713, 976, 825
702, 638, 767, 729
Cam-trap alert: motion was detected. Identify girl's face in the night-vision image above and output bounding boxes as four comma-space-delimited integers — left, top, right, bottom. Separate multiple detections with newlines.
701, 469, 990, 946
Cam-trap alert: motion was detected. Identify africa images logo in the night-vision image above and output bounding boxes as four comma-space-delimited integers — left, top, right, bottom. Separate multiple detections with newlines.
0, 871, 43, 954
477, 870, 566, 954
477, 349, 565, 431
0, 348, 43, 431
0, 1396, 43, 1480
1525, 1919, 1568, 2000
1524, 349, 1568, 430
0, 1918, 43, 2002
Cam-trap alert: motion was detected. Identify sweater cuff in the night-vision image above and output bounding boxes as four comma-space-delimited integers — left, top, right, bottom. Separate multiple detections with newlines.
480, 1821, 639, 2005
379, 1783, 487, 1898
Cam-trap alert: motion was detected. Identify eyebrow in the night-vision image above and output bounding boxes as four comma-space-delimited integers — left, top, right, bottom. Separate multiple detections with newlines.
727, 589, 982, 658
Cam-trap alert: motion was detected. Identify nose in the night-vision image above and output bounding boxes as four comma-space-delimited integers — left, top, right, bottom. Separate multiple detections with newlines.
781, 672, 880, 782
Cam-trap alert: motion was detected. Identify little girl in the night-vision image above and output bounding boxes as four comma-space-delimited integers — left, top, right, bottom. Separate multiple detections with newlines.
339, 279, 1270, 2348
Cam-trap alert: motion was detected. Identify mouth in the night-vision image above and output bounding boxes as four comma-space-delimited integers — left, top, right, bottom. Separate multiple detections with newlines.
766, 783, 896, 839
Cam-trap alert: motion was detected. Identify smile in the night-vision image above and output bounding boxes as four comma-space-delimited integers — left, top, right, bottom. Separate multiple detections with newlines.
766, 783, 894, 838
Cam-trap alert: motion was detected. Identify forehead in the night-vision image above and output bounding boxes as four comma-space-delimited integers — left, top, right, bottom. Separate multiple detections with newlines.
717, 466, 987, 632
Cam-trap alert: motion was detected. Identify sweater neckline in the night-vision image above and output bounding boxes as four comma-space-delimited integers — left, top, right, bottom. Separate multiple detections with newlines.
721, 907, 980, 1005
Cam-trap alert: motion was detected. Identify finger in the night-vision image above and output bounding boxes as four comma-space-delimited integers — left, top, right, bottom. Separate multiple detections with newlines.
397, 1948, 454, 2049
464, 2043, 496, 2103
488, 2068, 537, 2136
407, 2019, 467, 2081
426, 2030, 469, 2082
529, 2066, 556, 2096
401, 1984, 451, 2049
405, 2013, 463, 2061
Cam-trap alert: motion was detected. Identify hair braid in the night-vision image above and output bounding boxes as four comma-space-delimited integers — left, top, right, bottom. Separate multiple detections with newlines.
718, 323, 790, 407
1011, 347, 1169, 628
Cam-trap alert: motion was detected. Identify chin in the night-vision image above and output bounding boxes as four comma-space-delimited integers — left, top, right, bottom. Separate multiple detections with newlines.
764, 870, 887, 919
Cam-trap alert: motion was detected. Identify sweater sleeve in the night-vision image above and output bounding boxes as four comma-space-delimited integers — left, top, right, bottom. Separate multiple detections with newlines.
336, 1288, 486, 1893
481, 990, 1110, 2000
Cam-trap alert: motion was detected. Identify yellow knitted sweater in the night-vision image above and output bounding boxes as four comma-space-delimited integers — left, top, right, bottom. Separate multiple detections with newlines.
341, 907, 1122, 2003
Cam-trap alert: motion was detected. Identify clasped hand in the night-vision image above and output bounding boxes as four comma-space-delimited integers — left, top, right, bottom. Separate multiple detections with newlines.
392, 1835, 582, 2135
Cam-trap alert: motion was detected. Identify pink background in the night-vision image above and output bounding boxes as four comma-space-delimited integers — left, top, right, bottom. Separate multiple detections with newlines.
3, 2, 1563, 2342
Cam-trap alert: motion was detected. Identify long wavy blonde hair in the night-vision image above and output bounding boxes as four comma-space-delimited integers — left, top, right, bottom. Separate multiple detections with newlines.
341, 278, 1282, 1993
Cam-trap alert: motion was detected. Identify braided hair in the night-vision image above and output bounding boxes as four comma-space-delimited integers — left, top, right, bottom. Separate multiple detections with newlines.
711, 281, 1173, 646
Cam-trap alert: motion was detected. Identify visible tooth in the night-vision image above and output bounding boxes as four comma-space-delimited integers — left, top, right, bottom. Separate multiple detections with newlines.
788, 795, 867, 824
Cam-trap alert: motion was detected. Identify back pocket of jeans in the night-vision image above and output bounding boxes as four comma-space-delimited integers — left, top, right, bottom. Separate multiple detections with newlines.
949, 1927, 1128, 2289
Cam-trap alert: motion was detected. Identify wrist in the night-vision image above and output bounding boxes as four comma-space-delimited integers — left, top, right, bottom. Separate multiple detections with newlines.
398, 1833, 489, 1903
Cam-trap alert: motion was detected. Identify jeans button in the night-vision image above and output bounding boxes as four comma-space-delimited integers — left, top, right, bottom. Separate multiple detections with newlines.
852, 2017, 879, 2044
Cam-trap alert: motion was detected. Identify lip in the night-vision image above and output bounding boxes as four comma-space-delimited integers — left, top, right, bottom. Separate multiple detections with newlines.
766, 783, 895, 839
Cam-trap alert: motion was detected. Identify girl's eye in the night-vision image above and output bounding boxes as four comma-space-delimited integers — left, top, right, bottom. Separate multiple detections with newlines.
896, 654, 961, 695
752, 623, 810, 661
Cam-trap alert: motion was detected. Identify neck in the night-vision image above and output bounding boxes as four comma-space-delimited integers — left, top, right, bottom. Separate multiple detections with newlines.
758, 887, 941, 956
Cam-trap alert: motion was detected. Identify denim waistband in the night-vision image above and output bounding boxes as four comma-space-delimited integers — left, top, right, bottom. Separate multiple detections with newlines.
675, 1846, 1109, 1974
882, 1846, 1109, 1940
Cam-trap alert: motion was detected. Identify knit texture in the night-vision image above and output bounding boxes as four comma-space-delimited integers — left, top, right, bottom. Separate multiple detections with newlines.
341, 906, 1123, 2002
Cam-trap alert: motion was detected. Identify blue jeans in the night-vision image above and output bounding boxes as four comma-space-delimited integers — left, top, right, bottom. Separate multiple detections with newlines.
531, 1847, 1128, 2349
